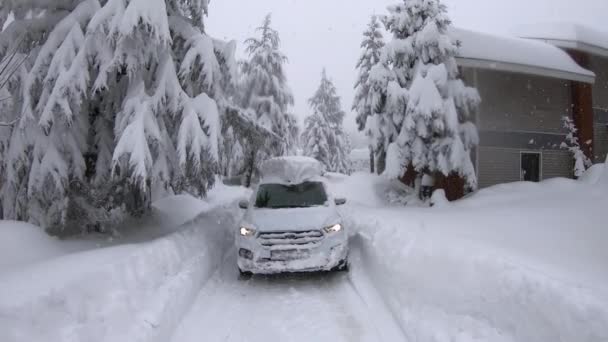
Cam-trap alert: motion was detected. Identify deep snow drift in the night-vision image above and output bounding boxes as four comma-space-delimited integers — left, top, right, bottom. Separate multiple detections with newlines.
0, 184, 249, 342
335, 166, 608, 342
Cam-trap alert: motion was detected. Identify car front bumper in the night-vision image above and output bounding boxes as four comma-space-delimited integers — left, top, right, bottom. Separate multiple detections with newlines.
236, 234, 348, 274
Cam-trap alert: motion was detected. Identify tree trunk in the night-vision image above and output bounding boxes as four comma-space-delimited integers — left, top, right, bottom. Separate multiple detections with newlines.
376, 149, 386, 175
369, 146, 375, 174
245, 149, 256, 188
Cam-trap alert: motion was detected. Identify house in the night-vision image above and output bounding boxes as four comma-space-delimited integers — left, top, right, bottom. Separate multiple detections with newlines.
451, 25, 607, 191
515, 23, 608, 164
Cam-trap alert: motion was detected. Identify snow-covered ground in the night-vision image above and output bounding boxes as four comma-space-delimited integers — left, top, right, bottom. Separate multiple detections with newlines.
1, 165, 607, 341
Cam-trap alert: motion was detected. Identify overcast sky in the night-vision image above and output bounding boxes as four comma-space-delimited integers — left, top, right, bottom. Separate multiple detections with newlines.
206, 0, 608, 141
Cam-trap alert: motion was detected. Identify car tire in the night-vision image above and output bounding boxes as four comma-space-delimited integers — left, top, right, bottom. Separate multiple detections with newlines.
332, 259, 349, 272
238, 267, 253, 279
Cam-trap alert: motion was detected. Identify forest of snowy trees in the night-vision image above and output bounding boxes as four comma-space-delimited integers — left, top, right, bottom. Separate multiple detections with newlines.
0, 0, 484, 232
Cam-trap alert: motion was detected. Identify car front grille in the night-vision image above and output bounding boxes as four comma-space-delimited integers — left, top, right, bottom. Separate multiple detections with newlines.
257, 229, 325, 249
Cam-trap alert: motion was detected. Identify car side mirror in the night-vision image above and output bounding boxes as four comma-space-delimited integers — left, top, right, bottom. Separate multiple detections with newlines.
334, 198, 347, 206
238, 200, 249, 209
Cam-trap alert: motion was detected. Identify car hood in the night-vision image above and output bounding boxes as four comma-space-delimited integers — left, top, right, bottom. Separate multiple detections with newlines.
243, 206, 340, 232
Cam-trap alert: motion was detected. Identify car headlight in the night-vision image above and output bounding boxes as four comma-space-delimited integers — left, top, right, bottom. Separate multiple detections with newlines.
324, 223, 342, 234
239, 226, 256, 237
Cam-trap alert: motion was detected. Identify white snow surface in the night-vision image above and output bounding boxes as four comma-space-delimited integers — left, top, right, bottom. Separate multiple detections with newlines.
2, 166, 608, 341
452, 27, 595, 80
514, 22, 608, 51
0, 183, 249, 342
0, 222, 98, 275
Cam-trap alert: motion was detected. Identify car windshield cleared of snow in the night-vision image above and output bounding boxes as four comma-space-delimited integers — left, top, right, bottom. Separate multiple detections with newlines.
255, 182, 328, 209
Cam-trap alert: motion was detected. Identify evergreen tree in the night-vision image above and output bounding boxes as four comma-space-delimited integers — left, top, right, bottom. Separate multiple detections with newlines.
238, 14, 297, 184
353, 15, 385, 173
372, 0, 480, 190
302, 70, 351, 174
0, 0, 237, 232
353, 15, 384, 131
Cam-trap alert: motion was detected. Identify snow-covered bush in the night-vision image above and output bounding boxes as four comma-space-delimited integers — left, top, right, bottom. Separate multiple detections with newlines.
237, 14, 298, 184
0, 0, 237, 232
302, 70, 352, 174
371, 0, 480, 190
560, 116, 592, 178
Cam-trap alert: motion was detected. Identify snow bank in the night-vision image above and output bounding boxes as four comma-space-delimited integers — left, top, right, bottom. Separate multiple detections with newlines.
0, 182, 246, 277
0, 183, 250, 342
325, 172, 387, 207
151, 181, 249, 229
0, 221, 104, 275
574, 164, 605, 185
0, 222, 70, 274
0, 204, 240, 342
338, 172, 608, 341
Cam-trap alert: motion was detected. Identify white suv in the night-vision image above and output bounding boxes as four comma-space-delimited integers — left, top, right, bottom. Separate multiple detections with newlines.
236, 157, 348, 275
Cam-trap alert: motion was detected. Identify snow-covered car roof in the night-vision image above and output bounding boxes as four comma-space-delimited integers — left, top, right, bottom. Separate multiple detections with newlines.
260, 156, 325, 185
452, 27, 596, 84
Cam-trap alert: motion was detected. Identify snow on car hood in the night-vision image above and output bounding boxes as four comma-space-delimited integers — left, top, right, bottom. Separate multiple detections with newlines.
243, 205, 340, 232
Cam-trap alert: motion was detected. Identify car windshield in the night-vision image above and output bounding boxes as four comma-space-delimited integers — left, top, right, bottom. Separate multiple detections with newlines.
255, 182, 328, 209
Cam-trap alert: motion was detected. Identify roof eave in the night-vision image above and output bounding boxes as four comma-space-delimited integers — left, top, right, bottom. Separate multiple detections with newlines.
524, 37, 608, 58
456, 57, 596, 84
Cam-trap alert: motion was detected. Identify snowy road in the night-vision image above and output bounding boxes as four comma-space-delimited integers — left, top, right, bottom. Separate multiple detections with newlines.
2, 170, 608, 342
171, 241, 407, 342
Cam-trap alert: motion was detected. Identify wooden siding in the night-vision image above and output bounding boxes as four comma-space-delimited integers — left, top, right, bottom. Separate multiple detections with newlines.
474, 69, 573, 133
590, 55, 608, 162
478, 147, 522, 188
590, 55, 608, 110
542, 150, 574, 179
478, 147, 572, 188
594, 124, 608, 163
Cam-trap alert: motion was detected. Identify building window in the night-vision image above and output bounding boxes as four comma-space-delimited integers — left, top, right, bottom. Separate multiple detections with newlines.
520, 152, 542, 182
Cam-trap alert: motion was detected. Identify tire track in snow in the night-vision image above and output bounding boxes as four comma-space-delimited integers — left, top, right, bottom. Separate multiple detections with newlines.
346, 235, 409, 341
170, 244, 409, 342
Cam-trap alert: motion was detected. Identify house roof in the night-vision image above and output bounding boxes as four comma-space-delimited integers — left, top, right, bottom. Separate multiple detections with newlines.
514, 22, 608, 58
452, 27, 596, 84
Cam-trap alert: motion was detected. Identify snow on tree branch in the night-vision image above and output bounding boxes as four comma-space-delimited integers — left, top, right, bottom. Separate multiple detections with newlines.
0, 0, 237, 232
561, 116, 592, 178
303, 70, 351, 174
375, 0, 480, 192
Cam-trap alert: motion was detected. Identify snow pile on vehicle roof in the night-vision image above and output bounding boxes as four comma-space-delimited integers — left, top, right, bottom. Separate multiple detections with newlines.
260, 156, 325, 184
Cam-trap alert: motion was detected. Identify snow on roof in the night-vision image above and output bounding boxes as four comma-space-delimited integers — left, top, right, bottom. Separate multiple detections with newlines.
260, 156, 325, 184
452, 27, 595, 84
514, 22, 608, 58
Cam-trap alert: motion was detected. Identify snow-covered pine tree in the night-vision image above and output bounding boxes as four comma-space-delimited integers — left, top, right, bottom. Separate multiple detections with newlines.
353, 15, 385, 173
238, 14, 297, 184
302, 70, 351, 174
561, 116, 592, 178
0, 0, 237, 232
354, 15, 384, 131
377, 0, 480, 191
